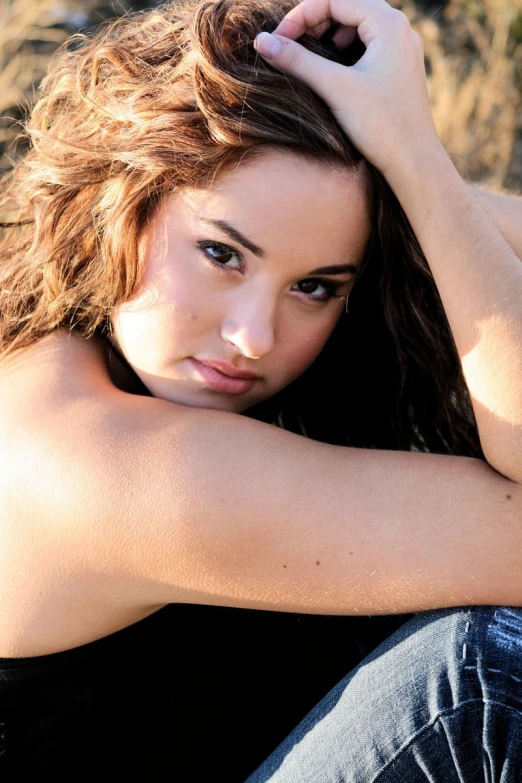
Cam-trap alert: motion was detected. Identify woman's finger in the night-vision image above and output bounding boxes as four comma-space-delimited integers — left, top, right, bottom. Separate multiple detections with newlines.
273, 0, 397, 47
255, 1, 435, 174
308, 19, 331, 38
254, 33, 346, 106
412, 29, 425, 55
273, 2, 333, 41
331, 25, 357, 48
299, 18, 358, 50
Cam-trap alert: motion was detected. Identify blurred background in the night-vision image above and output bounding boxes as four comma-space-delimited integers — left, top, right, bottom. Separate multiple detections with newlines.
0, 0, 521, 189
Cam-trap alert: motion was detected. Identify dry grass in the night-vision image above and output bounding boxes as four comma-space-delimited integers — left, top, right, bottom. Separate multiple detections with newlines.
399, 0, 522, 189
0, 0, 70, 168
0, 0, 521, 188
0, 0, 124, 170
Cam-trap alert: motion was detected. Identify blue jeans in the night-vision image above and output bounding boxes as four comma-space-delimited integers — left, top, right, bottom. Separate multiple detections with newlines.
246, 606, 522, 782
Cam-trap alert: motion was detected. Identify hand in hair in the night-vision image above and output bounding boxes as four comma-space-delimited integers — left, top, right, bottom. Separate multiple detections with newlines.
254, 0, 439, 177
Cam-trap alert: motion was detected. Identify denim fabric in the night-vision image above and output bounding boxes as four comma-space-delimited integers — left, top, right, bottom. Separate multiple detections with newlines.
245, 606, 522, 782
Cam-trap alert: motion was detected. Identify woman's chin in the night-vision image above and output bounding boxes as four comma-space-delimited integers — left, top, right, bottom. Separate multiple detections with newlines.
142, 381, 252, 414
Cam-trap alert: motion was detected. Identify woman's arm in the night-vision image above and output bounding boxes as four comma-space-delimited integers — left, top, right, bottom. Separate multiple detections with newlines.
256, 0, 522, 483
384, 152, 522, 483
468, 185, 522, 260
40, 389, 521, 617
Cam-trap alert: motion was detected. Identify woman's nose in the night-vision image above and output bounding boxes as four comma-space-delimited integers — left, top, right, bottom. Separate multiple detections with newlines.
220, 302, 276, 360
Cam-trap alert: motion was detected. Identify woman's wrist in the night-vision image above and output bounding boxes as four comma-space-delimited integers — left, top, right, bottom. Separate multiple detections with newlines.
378, 138, 457, 206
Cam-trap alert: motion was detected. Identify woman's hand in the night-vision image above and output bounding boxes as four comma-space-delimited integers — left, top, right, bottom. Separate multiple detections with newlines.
254, 0, 441, 176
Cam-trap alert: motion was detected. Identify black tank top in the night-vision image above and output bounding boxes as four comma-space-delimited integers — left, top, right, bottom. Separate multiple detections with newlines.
0, 604, 411, 780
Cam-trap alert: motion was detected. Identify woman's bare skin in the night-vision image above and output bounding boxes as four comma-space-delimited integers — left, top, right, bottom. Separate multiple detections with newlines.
1, 325, 521, 658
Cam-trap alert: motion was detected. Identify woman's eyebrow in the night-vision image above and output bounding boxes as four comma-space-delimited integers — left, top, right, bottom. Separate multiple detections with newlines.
201, 217, 359, 275
308, 263, 358, 276
201, 218, 265, 257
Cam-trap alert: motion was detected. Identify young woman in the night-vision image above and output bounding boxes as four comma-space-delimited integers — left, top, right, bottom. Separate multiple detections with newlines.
1, 0, 522, 778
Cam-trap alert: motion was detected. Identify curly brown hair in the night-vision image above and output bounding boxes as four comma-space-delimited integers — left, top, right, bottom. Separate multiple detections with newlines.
0, 0, 482, 456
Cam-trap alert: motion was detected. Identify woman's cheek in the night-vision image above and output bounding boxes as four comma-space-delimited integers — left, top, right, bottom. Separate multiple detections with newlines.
283, 324, 338, 383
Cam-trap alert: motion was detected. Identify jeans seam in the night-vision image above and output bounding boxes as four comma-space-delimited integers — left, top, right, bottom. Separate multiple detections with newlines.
468, 607, 522, 688
370, 697, 522, 783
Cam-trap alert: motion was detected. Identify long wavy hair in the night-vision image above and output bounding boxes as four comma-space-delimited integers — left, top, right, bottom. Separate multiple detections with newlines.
0, 0, 482, 456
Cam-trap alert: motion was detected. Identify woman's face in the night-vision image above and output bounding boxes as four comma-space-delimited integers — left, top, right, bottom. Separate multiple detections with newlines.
111, 149, 371, 413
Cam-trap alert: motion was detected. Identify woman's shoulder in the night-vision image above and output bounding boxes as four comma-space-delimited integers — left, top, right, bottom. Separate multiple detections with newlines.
0, 329, 188, 451
0, 331, 181, 658
0, 330, 115, 423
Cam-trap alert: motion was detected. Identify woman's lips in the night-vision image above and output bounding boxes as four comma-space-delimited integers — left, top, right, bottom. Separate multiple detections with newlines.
189, 358, 258, 394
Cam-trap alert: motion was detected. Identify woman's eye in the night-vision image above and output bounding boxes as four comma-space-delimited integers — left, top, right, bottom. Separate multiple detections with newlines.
197, 240, 242, 271
196, 243, 343, 304
295, 278, 342, 303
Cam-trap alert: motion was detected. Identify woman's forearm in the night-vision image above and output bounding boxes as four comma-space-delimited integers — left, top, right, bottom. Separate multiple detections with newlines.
468, 185, 522, 261
383, 145, 522, 483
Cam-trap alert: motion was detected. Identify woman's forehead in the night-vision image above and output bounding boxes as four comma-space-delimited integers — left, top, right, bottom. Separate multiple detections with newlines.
159, 149, 370, 256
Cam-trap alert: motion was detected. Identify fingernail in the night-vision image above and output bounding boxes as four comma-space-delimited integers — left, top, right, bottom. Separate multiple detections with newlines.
254, 32, 282, 61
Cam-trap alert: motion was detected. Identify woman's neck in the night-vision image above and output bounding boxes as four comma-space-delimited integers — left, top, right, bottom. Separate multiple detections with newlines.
0, 329, 152, 407
100, 335, 153, 397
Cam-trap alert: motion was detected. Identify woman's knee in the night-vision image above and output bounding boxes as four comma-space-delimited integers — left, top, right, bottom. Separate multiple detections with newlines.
331, 607, 479, 761
246, 606, 522, 782
349, 606, 522, 727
